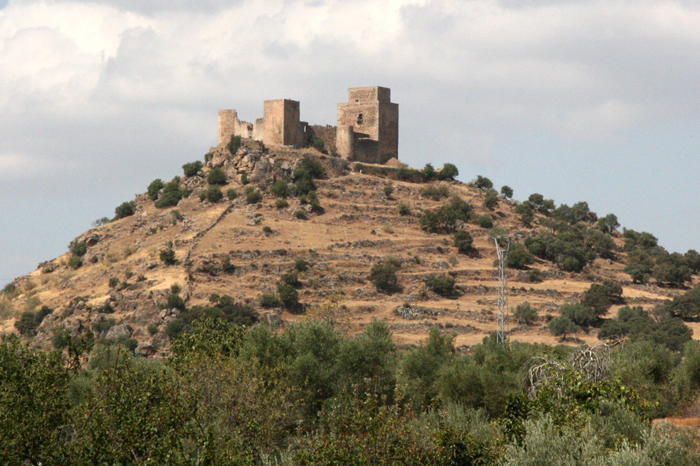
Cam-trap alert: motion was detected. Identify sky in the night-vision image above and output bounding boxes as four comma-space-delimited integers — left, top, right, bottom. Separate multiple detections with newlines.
2, 0, 700, 287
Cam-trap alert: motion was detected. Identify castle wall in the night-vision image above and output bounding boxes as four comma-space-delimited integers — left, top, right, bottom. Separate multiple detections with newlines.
336, 125, 354, 159
305, 124, 337, 152
218, 110, 238, 146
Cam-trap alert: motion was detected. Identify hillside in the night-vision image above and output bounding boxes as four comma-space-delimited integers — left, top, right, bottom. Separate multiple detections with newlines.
0, 140, 695, 356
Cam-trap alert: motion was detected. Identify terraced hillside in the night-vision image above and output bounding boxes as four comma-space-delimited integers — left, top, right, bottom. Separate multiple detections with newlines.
0, 142, 694, 356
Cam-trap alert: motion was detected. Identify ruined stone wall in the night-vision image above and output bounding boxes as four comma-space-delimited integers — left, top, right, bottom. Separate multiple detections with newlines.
218, 109, 257, 146
305, 124, 337, 152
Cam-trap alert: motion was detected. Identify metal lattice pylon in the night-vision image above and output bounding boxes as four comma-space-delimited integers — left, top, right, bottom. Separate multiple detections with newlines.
493, 235, 519, 344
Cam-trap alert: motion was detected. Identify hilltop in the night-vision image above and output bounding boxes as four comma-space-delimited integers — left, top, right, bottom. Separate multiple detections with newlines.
0, 139, 697, 356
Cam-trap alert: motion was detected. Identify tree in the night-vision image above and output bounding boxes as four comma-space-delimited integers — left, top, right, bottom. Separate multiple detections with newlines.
559, 303, 598, 327
453, 230, 474, 254
669, 286, 700, 320
114, 201, 136, 220
507, 243, 535, 269
548, 315, 579, 339
278, 283, 300, 310
625, 250, 654, 283
597, 213, 619, 234
422, 163, 436, 180
513, 302, 537, 325
581, 280, 623, 316
439, 163, 459, 181
501, 185, 513, 199
425, 275, 456, 296
475, 175, 493, 190
147, 178, 164, 200
369, 260, 399, 293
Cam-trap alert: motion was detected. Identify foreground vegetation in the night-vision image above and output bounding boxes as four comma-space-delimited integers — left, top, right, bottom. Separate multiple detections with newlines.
2, 317, 700, 465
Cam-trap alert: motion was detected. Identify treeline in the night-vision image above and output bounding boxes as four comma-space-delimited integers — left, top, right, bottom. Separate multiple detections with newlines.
3, 319, 700, 465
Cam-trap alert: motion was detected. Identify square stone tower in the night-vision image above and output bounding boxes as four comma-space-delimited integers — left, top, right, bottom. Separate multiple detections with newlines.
264, 99, 303, 147
337, 87, 398, 164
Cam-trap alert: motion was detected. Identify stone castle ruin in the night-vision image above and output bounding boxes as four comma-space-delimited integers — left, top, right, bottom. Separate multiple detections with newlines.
218, 86, 398, 164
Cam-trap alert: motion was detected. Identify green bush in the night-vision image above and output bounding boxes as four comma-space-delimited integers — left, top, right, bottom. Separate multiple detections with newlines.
275, 199, 289, 209
295, 210, 307, 220
114, 201, 136, 220
474, 175, 493, 190
207, 167, 227, 186
70, 240, 88, 257
14, 306, 53, 336
182, 161, 203, 177
515, 202, 535, 226
396, 166, 422, 182
581, 280, 623, 316
245, 186, 262, 204
226, 188, 238, 200
383, 184, 394, 198
425, 275, 456, 296
477, 215, 494, 229
513, 302, 537, 325
160, 246, 176, 265
422, 185, 450, 201
281, 272, 301, 288
422, 163, 436, 180
278, 283, 300, 310
166, 293, 186, 311
295, 259, 309, 272
483, 191, 498, 210
204, 186, 223, 203
420, 196, 473, 233
67, 256, 83, 269
398, 202, 411, 216
369, 260, 399, 293
108, 277, 120, 288
227, 135, 241, 154
270, 180, 290, 198
506, 243, 535, 269
260, 293, 281, 308
439, 163, 459, 181
453, 230, 474, 254
155, 178, 186, 208
147, 179, 164, 200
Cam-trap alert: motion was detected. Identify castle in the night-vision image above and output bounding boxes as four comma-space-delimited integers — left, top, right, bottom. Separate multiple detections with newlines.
218, 86, 399, 164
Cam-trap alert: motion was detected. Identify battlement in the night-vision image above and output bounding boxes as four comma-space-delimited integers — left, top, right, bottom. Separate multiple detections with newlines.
217, 86, 398, 164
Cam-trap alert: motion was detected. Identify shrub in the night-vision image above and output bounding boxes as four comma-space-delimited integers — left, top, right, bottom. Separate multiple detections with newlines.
260, 293, 281, 308
507, 243, 535, 269
166, 293, 186, 311
278, 283, 300, 310
425, 275, 456, 296
560, 303, 598, 327
581, 280, 623, 316
439, 163, 459, 181
270, 180, 290, 198
227, 134, 241, 154
160, 246, 176, 265
70, 240, 88, 257
182, 161, 203, 177
281, 272, 301, 288
155, 178, 186, 208
275, 199, 289, 209
309, 135, 325, 152
420, 196, 473, 233
297, 156, 326, 179
483, 191, 498, 210
295, 210, 307, 220
108, 277, 120, 289
474, 175, 493, 190
204, 186, 223, 203
262, 226, 273, 235
147, 178, 164, 201
245, 186, 262, 204
513, 302, 537, 325
515, 203, 535, 226
369, 260, 399, 293
422, 185, 450, 201
383, 184, 394, 198
396, 166, 422, 182
221, 257, 236, 274
453, 230, 474, 254
114, 201, 136, 220
52, 327, 70, 349
14, 306, 53, 336
67, 256, 83, 269
422, 163, 436, 180
207, 167, 227, 186
477, 215, 493, 229
295, 259, 309, 272
240, 172, 248, 185
148, 324, 159, 336
398, 202, 411, 216
226, 188, 238, 200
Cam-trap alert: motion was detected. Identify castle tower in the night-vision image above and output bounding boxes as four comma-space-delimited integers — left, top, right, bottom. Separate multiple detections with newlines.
263, 99, 303, 147
337, 87, 398, 164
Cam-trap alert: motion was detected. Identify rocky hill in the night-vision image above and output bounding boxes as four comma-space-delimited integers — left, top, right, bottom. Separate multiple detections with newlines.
0, 139, 695, 356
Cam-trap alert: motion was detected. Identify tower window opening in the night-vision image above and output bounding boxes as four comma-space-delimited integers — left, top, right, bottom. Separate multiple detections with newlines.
357, 113, 363, 125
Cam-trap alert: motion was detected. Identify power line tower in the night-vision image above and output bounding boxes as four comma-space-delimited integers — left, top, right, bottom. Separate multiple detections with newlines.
492, 234, 519, 344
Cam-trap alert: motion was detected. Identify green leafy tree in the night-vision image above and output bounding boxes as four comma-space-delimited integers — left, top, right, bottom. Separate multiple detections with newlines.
227, 134, 241, 154
474, 175, 493, 190
513, 302, 538, 325
501, 185, 514, 199
507, 243, 535, 269
439, 163, 459, 181
207, 167, 227, 185
597, 213, 620, 233
453, 230, 474, 254
368, 259, 400, 293
147, 178, 164, 200
182, 160, 203, 177
425, 274, 456, 296
548, 315, 580, 339
114, 201, 136, 220
422, 163, 436, 180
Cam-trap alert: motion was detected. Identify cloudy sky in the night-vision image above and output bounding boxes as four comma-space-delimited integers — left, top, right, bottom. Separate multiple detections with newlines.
2, 0, 700, 286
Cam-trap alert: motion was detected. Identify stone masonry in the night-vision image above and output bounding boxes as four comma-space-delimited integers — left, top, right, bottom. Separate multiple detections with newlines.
217, 86, 399, 164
